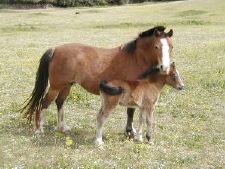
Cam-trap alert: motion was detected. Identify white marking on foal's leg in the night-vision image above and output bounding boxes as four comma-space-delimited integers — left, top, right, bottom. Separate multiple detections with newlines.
57, 108, 71, 133
136, 111, 146, 142
95, 123, 104, 146
95, 107, 112, 146
95, 110, 105, 146
160, 38, 170, 73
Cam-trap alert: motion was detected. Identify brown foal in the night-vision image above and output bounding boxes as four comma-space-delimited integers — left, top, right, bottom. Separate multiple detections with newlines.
96, 62, 184, 145
21, 26, 174, 134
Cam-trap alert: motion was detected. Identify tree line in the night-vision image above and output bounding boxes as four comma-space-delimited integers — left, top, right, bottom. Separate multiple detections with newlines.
1, 0, 181, 7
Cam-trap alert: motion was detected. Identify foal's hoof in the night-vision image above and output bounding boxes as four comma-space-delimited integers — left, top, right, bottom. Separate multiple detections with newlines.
57, 125, 71, 133
135, 136, 143, 142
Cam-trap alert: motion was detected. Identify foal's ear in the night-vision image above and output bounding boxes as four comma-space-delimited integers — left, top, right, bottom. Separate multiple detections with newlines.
171, 62, 176, 68
154, 29, 161, 37
167, 29, 173, 37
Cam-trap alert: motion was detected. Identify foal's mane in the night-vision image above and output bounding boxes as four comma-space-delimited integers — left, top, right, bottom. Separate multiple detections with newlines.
124, 26, 166, 54
138, 65, 160, 79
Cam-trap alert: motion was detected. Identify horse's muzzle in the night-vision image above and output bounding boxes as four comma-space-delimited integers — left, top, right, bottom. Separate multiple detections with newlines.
178, 84, 184, 90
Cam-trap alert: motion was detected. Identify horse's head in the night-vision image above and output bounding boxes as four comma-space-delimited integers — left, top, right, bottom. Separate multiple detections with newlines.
166, 62, 184, 90
136, 26, 173, 74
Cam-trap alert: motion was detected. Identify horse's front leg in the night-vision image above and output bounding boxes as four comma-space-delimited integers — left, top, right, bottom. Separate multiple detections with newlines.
146, 107, 155, 144
136, 109, 146, 142
125, 108, 136, 138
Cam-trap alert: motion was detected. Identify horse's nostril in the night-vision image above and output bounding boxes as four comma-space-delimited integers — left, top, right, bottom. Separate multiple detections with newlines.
178, 86, 184, 90
160, 65, 163, 69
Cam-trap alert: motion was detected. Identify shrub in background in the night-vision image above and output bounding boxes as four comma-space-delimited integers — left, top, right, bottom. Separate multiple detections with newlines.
0, 0, 182, 7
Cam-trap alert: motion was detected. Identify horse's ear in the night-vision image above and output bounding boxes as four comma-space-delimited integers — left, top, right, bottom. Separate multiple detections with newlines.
167, 29, 173, 37
154, 29, 161, 37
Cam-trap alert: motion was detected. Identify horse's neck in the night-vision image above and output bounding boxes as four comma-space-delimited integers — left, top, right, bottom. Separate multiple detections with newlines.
112, 49, 151, 80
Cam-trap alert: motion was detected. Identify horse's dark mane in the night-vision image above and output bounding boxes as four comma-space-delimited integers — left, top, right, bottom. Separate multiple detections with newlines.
138, 26, 166, 38
124, 39, 137, 54
124, 26, 166, 54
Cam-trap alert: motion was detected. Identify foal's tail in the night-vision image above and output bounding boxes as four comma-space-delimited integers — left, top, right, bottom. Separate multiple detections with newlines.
20, 48, 54, 122
99, 80, 124, 96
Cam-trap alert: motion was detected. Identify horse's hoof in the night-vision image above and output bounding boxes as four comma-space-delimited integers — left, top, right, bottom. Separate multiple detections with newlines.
125, 131, 136, 139
148, 141, 154, 145
95, 139, 104, 146
34, 128, 44, 135
125, 128, 137, 139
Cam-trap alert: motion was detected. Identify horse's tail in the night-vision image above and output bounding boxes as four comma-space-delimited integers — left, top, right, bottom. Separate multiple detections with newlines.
99, 80, 124, 96
20, 48, 54, 122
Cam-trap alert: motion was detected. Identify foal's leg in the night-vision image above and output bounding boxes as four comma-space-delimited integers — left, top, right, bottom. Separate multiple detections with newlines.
35, 88, 59, 134
136, 109, 146, 142
125, 108, 136, 138
95, 107, 113, 146
55, 85, 72, 133
146, 108, 154, 144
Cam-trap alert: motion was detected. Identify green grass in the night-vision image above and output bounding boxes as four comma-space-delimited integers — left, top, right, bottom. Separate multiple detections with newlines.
0, 0, 225, 168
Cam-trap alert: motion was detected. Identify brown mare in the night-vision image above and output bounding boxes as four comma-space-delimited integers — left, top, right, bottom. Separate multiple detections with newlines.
96, 62, 184, 145
21, 26, 174, 135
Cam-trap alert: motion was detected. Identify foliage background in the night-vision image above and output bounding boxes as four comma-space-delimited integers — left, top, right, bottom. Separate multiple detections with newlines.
0, 0, 182, 7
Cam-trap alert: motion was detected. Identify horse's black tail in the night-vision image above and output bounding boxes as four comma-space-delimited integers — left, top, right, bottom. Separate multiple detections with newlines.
99, 80, 124, 96
20, 48, 54, 122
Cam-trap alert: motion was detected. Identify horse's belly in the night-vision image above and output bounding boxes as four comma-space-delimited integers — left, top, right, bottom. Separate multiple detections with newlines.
119, 102, 139, 109
79, 79, 100, 95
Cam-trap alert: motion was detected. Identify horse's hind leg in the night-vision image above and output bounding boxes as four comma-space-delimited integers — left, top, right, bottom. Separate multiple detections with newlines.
125, 108, 136, 138
55, 85, 72, 133
35, 88, 59, 134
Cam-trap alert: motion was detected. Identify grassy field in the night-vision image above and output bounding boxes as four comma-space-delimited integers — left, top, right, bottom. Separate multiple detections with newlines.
0, 0, 225, 168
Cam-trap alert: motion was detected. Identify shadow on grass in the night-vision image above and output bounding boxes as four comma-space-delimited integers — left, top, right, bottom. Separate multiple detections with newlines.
1, 113, 100, 149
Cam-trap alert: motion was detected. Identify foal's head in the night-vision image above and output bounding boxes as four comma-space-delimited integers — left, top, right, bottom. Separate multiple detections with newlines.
166, 62, 184, 90
137, 26, 173, 74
